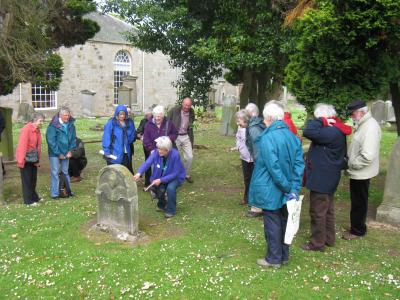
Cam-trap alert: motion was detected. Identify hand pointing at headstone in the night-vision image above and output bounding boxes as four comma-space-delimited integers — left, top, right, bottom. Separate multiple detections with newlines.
133, 173, 141, 181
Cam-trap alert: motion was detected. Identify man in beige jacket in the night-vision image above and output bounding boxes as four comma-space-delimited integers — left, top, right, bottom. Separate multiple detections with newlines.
343, 100, 381, 240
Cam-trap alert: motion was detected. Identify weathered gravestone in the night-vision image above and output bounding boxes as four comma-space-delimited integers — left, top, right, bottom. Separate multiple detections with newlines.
385, 101, 396, 122
376, 137, 400, 227
220, 95, 237, 136
81, 89, 96, 118
95, 165, 139, 239
17, 103, 34, 123
371, 100, 386, 124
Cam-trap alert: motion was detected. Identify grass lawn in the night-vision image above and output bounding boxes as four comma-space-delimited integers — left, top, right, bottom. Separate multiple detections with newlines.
0, 116, 399, 299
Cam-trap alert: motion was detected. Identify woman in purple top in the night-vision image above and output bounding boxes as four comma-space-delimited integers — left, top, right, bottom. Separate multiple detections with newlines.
133, 136, 186, 218
143, 105, 178, 152
232, 109, 253, 205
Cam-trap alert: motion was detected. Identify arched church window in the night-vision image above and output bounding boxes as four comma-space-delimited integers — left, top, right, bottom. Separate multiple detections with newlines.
114, 50, 131, 104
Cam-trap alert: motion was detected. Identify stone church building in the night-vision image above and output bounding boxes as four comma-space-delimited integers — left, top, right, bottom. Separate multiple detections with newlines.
1, 13, 238, 119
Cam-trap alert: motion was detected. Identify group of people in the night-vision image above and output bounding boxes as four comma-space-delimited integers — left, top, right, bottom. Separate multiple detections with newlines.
16, 107, 87, 205
233, 99, 381, 268
101, 97, 195, 218
14, 97, 381, 269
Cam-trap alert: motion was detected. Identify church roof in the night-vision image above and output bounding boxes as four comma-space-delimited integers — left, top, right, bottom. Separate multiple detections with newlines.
86, 12, 136, 45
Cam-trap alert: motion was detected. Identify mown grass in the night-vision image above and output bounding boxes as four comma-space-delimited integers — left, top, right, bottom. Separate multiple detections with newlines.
0, 116, 399, 299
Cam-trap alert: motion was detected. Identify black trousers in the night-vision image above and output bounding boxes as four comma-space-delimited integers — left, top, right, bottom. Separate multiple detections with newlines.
68, 158, 87, 177
20, 163, 39, 205
143, 146, 151, 186
241, 160, 254, 202
350, 178, 370, 236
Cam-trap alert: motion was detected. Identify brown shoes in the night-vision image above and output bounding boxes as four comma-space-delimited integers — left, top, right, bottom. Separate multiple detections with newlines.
301, 243, 325, 252
70, 176, 82, 183
239, 199, 247, 205
342, 231, 362, 241
185, 176, 194, 183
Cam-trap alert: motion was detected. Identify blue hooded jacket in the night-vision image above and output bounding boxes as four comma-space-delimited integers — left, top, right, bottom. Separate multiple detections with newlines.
102, 105, 136, 164
249, 120, 304, 210
46, 114, 77, 157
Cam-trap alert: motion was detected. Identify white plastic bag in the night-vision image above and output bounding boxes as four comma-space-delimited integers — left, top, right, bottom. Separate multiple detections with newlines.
284, 195, 303, 245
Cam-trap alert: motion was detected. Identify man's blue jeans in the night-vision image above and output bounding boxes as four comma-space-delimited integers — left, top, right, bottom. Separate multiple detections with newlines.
155, 179, 181, 215
263, 205, 289, 265
49, 156, 70, 198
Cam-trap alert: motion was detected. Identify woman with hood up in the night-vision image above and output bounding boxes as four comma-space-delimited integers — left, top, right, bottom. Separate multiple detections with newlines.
102, 105, 136, 174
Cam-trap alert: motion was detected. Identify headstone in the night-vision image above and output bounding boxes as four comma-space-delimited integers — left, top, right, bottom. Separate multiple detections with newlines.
219, 95, 237, 136
0, 107, 13, 161
376, 137, 400, 227
117, 85, 132, 107
122, 75, 141, 114
95, 165, 138, 236
81, 89, 96, 118
17, 103, 34, 123
385, 101, 396, 122
371, 100, 386, 124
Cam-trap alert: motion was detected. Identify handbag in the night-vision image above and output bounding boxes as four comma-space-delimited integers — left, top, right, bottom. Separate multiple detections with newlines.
25, 135, 39, 163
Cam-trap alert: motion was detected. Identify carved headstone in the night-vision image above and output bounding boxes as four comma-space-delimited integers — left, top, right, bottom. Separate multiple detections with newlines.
371, 100, 386, 124
81, 89, 96, 118
376, 137, 400, 227
385, 100, 396, 122
17, 103, 34, 123
220, 95, 237, 136
95, 165, 138, 235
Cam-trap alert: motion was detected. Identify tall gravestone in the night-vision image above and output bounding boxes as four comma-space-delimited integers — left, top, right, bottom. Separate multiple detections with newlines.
371, 100, 386, 124
81, 89, 96, 118
376, 137, 400, 226
220, 95, 237, 136
95, 165, 138, 235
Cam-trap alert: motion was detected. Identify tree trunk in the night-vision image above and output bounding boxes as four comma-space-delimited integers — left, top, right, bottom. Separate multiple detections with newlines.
256, 72, 268, 110
389, 82, 400, 136
239, 68, 254, 108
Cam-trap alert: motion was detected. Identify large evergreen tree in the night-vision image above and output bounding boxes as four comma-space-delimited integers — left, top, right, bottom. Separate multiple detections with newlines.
0, 0, 100, 96
285, 0, 400, 135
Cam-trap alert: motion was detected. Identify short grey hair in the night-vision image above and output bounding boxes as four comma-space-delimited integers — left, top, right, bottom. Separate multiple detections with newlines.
235, 109, 250, 124
31, 112, 45, 123
314, 103, 337, 118
268, 99, 285, 110
155, 136, 172, 151
59, 106, 71, 115
263, 101, 284, 121
245, 103, 259, 117
144, 106, 153, 115
153, 105, 165, 117
357, 106, 369, 114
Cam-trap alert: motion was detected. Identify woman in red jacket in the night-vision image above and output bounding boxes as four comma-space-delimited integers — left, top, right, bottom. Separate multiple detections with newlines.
15, 112, 45, 205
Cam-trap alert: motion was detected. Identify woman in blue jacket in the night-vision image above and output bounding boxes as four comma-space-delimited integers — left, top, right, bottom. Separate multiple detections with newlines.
249, 101, 304, 269
133, 136, 186, 218
102, 105, 136, 174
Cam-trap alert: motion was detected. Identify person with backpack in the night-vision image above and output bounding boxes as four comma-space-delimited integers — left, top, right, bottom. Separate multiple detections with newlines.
102, 105, 136, 174
46, 107, 76, 199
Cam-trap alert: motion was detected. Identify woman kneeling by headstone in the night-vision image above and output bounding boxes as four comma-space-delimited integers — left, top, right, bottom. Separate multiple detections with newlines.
133, 136, 185, 218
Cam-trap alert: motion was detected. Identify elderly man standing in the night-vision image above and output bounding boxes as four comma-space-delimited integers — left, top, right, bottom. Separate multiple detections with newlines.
249, 101, 304, 268
168, 97, 195, 183
46, 106, 77, 199
343, 100, 381, 240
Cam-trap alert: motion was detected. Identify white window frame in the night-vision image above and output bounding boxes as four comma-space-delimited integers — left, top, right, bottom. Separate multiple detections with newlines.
31, 83, 58, 110
113, 50, 131, 105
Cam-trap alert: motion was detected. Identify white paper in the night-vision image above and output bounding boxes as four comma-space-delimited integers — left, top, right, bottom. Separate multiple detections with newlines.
284, 195, 303, 245
99, 150, 117, 160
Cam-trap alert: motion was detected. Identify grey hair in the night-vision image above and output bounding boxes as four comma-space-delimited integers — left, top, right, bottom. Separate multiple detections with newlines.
314, 103, 337, 118
245, 103, 259, 117
155, 136, 172, 151
153, 105, 165, 117
357, 106, 369, 114
59, 106, 71, 115
144, 106, 153, 115
31, 112, 45, 122
235, 109, 250, 124
263, 101, 284, 121
268, 99, 285, 110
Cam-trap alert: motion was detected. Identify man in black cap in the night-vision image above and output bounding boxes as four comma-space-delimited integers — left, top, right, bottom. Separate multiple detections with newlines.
343, 100, 381, 240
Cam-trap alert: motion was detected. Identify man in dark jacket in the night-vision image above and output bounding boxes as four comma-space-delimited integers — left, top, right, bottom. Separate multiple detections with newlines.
168, 97, 195, 183
68, 137, 87, 182
136, 107, 153, 187
46, 106, 77, 199
302, 103, 352, 251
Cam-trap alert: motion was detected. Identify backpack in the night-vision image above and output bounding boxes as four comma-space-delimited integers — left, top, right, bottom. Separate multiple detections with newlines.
59, 172, 72, 198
